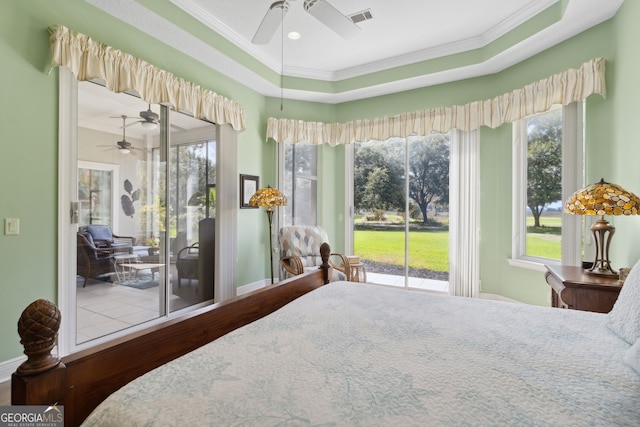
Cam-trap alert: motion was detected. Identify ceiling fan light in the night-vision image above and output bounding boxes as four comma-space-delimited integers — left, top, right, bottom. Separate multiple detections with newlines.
288, 31, 301, 40
118, 148, 130, 154
141, 121, 158, 129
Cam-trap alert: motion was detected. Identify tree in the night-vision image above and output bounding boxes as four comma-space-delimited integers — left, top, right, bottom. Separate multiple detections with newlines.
354, 141, 404, 212
526, 111, 562, 227
408, 135, 450, 224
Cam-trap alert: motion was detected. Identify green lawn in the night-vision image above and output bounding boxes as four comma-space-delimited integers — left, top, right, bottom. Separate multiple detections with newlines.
354, 215, 562, 270
526, 215, 562, 259
354, 229, 449, 272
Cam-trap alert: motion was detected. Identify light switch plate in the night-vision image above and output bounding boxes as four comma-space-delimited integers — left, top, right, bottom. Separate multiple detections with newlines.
5, 218, 19, 235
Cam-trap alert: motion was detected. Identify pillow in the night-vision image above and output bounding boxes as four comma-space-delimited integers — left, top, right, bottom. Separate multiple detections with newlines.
607, 258, 640, 344
624, 339, 640, 375
86, 225, 114, 242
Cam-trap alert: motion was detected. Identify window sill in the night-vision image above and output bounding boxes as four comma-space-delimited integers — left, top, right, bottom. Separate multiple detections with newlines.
507, 258, 558, 272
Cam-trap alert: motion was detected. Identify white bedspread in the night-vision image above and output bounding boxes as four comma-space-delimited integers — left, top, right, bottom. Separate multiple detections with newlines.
83, 282, 640, 426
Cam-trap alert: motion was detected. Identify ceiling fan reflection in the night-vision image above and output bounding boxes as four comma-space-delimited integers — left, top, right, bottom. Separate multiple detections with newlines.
97, 115, 144, 155
123, 104, 159, 129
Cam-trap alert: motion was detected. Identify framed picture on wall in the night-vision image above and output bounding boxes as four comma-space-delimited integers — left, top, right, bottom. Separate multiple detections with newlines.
240, 174, 259, 209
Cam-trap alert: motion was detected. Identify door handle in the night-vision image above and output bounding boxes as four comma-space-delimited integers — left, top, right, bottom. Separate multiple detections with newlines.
70, 201, 79, 224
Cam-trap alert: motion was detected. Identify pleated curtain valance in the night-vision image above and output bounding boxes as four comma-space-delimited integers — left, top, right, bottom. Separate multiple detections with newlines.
267, 57, 606, 145
49, 25, 245, 132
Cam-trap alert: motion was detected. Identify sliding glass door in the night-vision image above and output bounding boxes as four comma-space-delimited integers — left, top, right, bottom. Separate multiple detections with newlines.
352, 134, 450, 291
74, 80, 216, 344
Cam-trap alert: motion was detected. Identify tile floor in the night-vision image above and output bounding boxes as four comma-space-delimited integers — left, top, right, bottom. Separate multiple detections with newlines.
77, 274, 193, 343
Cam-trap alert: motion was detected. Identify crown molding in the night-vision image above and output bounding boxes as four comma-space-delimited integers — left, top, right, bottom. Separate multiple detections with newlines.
88, 0, 623, 104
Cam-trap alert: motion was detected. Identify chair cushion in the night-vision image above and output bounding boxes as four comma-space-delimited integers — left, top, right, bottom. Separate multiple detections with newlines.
86, 225, 114, 242
280, 226, 329, 258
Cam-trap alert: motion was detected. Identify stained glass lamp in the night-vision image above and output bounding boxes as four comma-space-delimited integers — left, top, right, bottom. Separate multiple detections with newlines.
564, 178, 640, 277
249, 186, 288, 284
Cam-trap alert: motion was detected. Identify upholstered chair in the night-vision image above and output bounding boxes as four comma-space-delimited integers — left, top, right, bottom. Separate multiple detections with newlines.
76, 232, 119, 287
279, 225, 350, 282
84, 224, 134, 254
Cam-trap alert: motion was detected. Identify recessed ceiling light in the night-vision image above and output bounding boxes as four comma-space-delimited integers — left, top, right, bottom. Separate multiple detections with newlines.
288, 31, 301, 40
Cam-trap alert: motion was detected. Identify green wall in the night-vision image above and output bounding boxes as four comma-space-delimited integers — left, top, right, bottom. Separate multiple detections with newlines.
608, 0, 640, 269
1, 0, 638, 366
0, 0, 273, 363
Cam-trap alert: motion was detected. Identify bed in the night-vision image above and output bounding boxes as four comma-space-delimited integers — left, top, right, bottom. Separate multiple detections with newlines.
11, 245, 640, 426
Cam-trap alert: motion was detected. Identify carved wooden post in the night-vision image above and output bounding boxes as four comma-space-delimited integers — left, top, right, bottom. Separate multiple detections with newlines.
12, 299, 66, 406
320, 242, 331, 284
17, 299, 61, 375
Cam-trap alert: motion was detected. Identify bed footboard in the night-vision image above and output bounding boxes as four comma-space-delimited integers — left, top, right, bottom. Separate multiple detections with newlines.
12, 244, 330, 426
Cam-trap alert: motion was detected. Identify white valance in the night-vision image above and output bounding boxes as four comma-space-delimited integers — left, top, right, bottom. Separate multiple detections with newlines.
267, 58, 605, 145
49, 25, 245, 131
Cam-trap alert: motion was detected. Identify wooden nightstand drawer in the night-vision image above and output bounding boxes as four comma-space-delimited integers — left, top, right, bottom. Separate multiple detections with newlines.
544, 265, 622, 313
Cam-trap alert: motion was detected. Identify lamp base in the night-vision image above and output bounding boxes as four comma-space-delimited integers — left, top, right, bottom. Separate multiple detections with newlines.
585, 216, 618, 278
584, 267, 618, 278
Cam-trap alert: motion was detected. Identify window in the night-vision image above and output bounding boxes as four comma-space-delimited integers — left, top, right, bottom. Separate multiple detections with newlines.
280, 142, 318, 226
511, 103, 583, 268
77, 161, 118, 227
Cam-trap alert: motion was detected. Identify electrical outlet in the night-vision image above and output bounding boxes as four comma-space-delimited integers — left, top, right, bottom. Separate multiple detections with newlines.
5, 218, 19, 235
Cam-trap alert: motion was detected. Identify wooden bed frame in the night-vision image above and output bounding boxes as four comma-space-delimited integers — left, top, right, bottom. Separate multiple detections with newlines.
11, 244, 331, 426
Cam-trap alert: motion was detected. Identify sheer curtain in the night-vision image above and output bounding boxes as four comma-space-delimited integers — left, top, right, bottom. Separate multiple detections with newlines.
448, 130, 480, 297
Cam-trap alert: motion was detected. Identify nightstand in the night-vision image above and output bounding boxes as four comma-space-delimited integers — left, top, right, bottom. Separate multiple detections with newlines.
544, 264, 623, 313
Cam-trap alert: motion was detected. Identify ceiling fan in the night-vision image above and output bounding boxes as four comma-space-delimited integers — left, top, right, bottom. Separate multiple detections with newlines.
124, 104, 159, 129
98, 115, 143, 155
252, 0, 360, 44
121, 104, 187, 131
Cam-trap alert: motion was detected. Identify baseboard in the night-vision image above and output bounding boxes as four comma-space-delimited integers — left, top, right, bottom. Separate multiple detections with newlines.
0, 356, 25, 383
237, 278, 281, 296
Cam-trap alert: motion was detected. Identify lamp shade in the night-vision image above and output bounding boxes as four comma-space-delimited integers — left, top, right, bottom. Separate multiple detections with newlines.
564, 178, 640, 278
564, 178, 640, 216
248, 186, 288, 208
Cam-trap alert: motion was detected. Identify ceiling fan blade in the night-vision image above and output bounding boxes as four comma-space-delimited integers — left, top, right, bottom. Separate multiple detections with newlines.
252, 1, 288, 44
304, 0, 359, 39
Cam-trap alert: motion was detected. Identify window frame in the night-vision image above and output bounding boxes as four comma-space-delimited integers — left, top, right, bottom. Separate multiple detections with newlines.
509, 102, 583, 271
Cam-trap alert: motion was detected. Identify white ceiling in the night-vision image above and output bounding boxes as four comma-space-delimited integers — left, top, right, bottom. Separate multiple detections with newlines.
174, 0, 555, 79
88, 0, 622, 103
